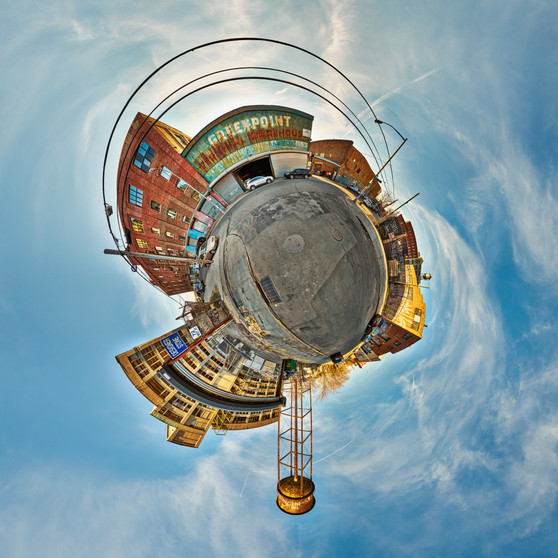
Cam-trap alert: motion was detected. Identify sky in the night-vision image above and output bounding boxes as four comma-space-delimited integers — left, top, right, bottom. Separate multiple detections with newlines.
1, 0, 558, 556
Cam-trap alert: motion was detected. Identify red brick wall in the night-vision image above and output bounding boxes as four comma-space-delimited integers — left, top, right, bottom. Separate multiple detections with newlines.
367, 320, 420, 356
309, 139, 380, 195
403, 220, 418, 259
117, 113, 209, 295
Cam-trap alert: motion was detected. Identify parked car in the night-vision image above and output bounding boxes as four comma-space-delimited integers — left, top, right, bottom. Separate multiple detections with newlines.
198, 236, 219, 266
245, 176, 274, 190
284, 168, 311, 179
330, 352, 344, 364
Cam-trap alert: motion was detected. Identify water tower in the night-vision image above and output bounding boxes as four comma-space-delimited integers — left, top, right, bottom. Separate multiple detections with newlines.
276, 361, 315, 515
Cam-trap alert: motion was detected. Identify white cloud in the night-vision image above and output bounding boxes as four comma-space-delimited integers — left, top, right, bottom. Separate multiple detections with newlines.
453, 129, 558, 287
309, 200, 558, 545
4, 0, 558, 554
130, 277, 182, 330
0, 431, 288, 558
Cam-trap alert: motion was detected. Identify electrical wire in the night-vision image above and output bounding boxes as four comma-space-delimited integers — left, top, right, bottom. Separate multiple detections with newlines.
117, 74, 385, 246
103, 37, 393, 249
102, 37, 402, 299
115, 64, 386, 215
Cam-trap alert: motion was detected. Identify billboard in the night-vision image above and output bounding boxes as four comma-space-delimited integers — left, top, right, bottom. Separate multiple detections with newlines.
183, 106, 313, 183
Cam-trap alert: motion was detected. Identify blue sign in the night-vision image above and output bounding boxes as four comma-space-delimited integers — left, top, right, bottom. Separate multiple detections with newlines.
189, 326, 202, 340
161, 332, 188, 359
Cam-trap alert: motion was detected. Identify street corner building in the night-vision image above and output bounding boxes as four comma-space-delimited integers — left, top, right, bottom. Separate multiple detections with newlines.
114, 104, 429, 449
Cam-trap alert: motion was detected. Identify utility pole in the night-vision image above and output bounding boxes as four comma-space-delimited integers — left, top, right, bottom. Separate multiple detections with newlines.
104, 248, 212, 264
377, 193, 420, 225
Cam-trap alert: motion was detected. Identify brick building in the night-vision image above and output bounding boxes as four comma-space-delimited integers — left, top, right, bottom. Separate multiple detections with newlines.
355, 215, 426, 359
309, 139, 381, 198
117, 112, 210, 296
365, 266, 425, 356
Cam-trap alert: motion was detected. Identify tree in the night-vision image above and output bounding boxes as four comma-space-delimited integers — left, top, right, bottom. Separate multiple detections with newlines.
308, 361, 355, 400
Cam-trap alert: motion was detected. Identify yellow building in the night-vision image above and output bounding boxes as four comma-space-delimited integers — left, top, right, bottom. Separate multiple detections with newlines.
390, 264, 426, 337
116, 323, 284, 448
353, 263, 426, 361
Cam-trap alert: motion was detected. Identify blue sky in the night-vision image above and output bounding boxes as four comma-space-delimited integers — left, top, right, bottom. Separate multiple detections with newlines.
1, 1, 558, 556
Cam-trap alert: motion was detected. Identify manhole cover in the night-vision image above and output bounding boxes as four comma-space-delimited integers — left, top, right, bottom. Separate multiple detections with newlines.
331, 228, 343, 241
285, 234, 304, 251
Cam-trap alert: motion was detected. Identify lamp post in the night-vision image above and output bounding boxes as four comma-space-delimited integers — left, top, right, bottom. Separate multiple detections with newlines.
362, 119, 407, 197
372, 120, 407, 179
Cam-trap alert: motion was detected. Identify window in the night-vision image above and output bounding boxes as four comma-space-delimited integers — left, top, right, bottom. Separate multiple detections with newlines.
151, 200, 161, 211
394, 341, 401, 346
411, 309, 422, 330
191, 190, 202, 202
167, 248, 175, 254
136, 239, 148, 249
167, 209, 177, 219
130, 218, 143, 232
155, 246, 163, 252
133, 141, 155, 172
379, 333, 391, 342
151, 227, 160, 234
403, 333, 411, 340
129, 185, 143, 207
176, 178, 189, 191
179, 235, 186, 241
159, 166, 172, 180
182, 215, 190, 224
166, 231, 174, 238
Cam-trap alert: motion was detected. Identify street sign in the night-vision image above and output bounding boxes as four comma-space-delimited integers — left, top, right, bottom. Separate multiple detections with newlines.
189, 326, 202, 340
161, 332, 188, 359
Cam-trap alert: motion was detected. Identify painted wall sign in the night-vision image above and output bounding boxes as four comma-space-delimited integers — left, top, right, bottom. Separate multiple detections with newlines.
193, 210, 214, 225
183, 106, 314, 183
209, 190, 227, 206
161, 332, 188, 359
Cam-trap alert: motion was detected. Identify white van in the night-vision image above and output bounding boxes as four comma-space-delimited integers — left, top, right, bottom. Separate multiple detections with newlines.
202, 236, 218, 265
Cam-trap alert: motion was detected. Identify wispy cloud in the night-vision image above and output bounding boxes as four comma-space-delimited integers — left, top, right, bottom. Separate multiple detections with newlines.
309, 200, 558, 547
128, 274, 183, 330
0, 432, 286, 558
367, 69, 440, 112
449, 124, 558, 288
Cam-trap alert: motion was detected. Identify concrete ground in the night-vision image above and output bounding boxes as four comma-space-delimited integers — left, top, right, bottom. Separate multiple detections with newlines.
203, 177, 387, 364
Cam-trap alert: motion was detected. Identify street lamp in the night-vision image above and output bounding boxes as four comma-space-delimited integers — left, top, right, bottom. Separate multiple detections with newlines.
362, 119, 408, 198
374, 119, 406, 141
372, 119, 407, 180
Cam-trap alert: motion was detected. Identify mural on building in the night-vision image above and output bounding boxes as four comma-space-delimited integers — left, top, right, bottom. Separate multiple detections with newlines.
183, 106, 313, 183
